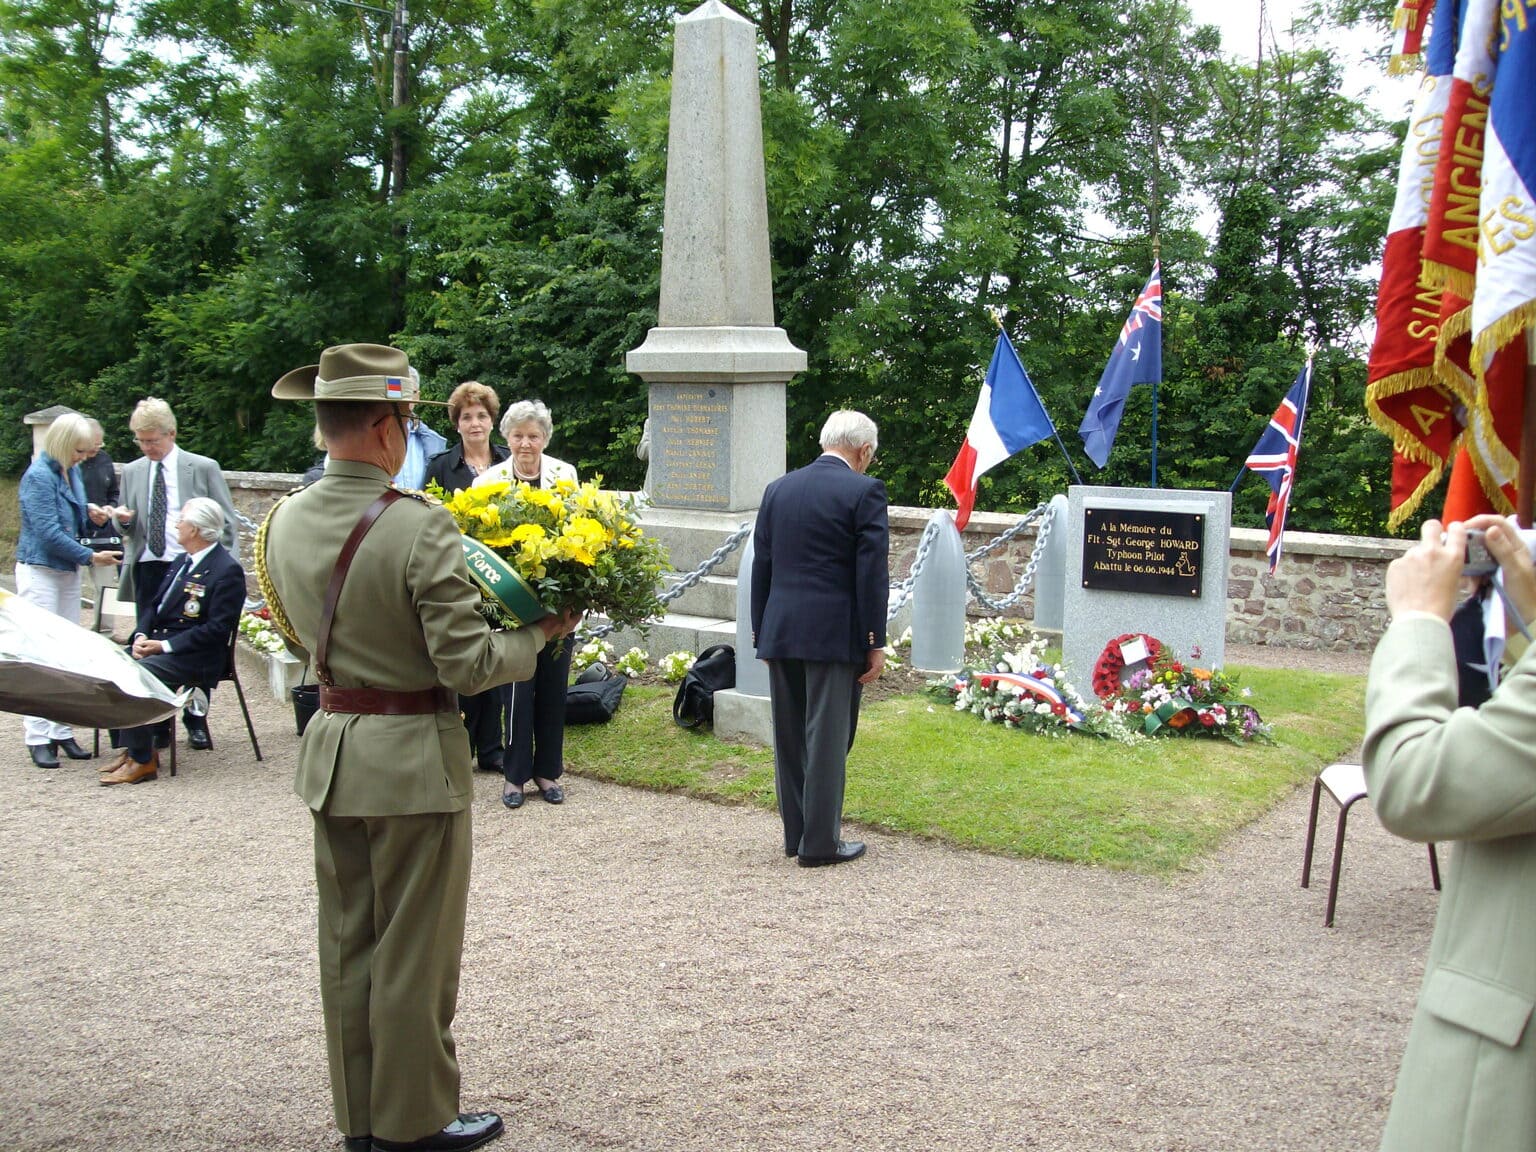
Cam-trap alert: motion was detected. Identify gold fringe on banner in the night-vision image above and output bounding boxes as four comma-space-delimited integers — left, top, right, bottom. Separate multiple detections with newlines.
1366, 365, 1462, 530
1473, 301, 1536, 384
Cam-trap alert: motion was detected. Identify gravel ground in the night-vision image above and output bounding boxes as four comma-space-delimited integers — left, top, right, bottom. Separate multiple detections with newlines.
0, 641, 1430, 1152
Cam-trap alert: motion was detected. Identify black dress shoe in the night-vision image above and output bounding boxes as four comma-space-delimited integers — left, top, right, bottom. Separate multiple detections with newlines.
185, 724, 212, 751
539, 783, 564, 804
477, 755, 503, 774
344, 1137, 372, 1152
28, 744, 59, 769
501, 787, 524, 810
372, 1111, 504, 1152
797, 840, 867, 868
55, 737, 93, 760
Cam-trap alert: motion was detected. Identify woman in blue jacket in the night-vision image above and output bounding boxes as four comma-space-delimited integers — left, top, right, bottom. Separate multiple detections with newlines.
15, 413, 123, 767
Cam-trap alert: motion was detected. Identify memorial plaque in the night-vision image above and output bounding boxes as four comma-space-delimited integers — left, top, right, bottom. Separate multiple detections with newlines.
650, 382, 731, 509
1061, 486, 1231, 702
1081, 507, 1204, 598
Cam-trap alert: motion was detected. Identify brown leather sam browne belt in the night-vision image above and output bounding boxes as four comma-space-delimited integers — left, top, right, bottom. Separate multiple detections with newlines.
318, 685, 457, 715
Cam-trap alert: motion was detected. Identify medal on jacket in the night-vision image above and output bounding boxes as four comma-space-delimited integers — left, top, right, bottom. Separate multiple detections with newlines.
184, 582, 206, 618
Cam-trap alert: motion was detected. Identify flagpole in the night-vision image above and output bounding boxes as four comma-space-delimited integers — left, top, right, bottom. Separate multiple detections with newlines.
1149, 237, 1162, 489
1520, 325, 1536, 528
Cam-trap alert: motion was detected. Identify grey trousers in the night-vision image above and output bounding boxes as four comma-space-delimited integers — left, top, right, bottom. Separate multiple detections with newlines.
767, 659, 862, 857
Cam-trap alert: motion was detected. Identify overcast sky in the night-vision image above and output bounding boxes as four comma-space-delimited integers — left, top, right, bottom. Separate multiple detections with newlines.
1183, 0, 1418, 117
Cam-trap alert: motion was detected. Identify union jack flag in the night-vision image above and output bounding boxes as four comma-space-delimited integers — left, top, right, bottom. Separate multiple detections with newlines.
1118, 274, 1163, 342
1243, 361, 1312, 574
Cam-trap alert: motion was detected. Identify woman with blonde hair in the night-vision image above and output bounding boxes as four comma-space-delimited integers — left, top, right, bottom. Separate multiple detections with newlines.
15, 412, 122, 767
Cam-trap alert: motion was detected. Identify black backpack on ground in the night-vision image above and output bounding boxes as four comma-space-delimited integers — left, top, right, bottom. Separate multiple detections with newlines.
566, 665, 628, 724
672, 644, 736, 729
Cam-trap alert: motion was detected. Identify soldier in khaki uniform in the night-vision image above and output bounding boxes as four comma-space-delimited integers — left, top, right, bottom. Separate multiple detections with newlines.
262, 344, 578, 1152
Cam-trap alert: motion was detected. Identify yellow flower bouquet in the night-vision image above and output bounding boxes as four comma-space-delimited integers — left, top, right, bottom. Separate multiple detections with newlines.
433, 477, 669, 632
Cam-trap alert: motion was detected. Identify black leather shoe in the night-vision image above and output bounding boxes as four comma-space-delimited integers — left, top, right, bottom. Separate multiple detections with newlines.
539, 783, 564, 804
372, 1111, 504, 1152
501, 787, 524, 810
344, 1137, 372, 1152
55, 737, 92, 760
28, 744, 59, 769
185, 723, 212, 751
477, 755, 503, 774
797, 840, 866, 868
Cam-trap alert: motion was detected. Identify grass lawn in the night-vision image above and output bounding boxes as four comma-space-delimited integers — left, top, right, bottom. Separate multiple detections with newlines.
565, 665, 1365, 876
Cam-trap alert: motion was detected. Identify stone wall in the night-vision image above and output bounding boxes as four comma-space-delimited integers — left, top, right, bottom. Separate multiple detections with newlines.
891, 506, 1409, 653
227, 473, 1410, 653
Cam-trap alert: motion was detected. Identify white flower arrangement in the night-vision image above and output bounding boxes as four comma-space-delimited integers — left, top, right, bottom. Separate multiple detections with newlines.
660, 650, 695, 683
572, 639, 615, 673
614, 646, 648, 678
238, 611, 288, 656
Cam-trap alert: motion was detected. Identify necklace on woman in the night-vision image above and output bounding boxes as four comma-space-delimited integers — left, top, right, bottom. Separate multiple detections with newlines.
512, 463, 541, 483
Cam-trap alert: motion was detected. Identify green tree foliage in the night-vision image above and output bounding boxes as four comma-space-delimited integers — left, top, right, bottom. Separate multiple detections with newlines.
0, 0, 1400, 534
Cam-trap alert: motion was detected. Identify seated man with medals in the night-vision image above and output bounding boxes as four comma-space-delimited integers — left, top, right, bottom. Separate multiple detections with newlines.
102, 497, 246, 784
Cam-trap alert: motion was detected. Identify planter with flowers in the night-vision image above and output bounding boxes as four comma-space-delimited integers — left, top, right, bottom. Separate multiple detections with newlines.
238, 607, 307, 701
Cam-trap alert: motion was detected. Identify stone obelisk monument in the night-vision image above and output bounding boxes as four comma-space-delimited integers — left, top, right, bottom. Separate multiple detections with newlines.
626, 0, 804, 512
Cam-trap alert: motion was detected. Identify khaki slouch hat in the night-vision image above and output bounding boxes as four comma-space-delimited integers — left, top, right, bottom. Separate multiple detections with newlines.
272, 343, 446, 404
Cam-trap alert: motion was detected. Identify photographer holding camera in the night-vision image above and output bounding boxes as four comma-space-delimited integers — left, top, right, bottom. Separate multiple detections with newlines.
1363, 514, 1536, 1152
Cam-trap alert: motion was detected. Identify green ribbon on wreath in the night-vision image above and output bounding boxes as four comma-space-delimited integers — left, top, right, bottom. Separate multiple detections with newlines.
1143, 701, 1197, 735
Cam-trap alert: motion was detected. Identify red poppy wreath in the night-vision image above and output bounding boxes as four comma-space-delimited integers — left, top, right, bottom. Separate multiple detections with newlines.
1091, 633, 1164, 700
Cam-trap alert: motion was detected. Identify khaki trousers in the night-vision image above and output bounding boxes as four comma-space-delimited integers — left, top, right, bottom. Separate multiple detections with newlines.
312, 808, 471, 1143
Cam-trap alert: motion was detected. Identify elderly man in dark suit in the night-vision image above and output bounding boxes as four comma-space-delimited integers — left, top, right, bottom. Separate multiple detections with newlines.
101, 497, 246, 784
751, 410, 888, 868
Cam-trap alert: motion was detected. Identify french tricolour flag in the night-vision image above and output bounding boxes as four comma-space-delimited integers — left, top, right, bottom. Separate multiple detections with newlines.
1470, 5, 1536, 373
944, 329, 1056, 530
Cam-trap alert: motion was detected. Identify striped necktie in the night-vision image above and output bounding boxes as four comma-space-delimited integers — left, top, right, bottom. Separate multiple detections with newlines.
157, 554, 192, 614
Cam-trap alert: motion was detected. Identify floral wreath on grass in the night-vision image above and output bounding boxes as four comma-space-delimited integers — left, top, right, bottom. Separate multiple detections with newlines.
927, 634, 1128, 741
1095, 636, 1271, 743
923, 629, 1270, 744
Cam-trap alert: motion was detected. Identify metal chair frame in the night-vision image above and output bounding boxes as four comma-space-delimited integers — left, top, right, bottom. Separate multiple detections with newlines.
1301, 762, 1440, 928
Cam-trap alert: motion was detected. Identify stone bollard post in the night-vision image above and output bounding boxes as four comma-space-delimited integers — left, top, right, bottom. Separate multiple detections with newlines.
909, 511, 967, 672
1032, 494, 1069, 632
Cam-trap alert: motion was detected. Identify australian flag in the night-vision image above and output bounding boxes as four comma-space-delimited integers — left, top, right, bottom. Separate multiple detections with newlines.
1079, 263, 1163, 468
1243, 361, 1312, 574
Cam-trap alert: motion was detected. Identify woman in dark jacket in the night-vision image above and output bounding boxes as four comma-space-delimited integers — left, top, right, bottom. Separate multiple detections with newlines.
15, 413, 123, 767
423, 381, 511, 772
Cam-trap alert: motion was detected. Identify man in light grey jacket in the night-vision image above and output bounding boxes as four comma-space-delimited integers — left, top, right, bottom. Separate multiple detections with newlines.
115, 398, 239, 748
1363, 514, 1536, 1152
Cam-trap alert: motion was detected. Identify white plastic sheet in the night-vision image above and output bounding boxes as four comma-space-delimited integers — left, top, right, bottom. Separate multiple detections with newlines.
0, 588, 186, 728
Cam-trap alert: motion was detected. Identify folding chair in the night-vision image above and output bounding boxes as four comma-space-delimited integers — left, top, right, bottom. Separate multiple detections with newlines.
204, 628, 262, 762
1301, 762, 1440, 928
94, 629, 262, 775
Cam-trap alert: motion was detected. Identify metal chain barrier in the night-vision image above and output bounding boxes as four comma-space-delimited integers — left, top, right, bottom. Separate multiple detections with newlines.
887, 515, 942, 621
577, 521, 755, 642
963, 501, 1052, 613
